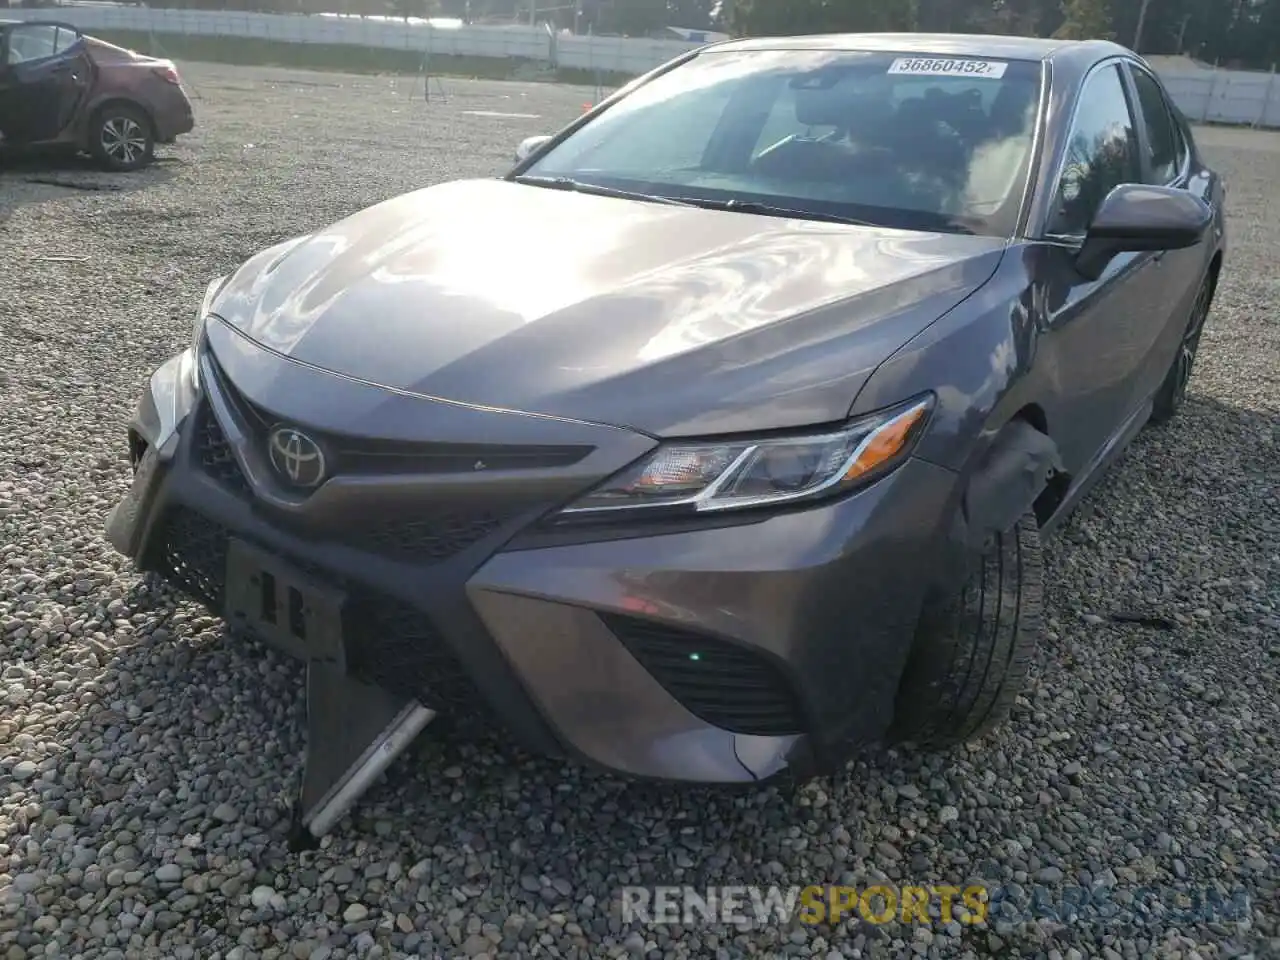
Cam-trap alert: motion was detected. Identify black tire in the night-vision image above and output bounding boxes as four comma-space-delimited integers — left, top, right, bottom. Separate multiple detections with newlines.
89, 103, 155, 172
1150, 269, 1215, 424
889, 511, 1043, 749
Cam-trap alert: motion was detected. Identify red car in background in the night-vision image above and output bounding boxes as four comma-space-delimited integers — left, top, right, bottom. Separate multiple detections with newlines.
0, 19, 194, 171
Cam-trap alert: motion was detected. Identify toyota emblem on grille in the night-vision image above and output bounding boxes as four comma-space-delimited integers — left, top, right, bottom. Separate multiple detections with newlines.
267, 426, 327, 489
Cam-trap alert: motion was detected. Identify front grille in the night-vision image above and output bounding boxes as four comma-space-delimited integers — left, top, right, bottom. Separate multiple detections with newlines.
150, 506, 481, 715
191, 355, 583, 565
194, 402, 250, 497
347, 511, 511, 563
190, 397, 518, 565
206, 351, 592, 477
601, 613, 806, 737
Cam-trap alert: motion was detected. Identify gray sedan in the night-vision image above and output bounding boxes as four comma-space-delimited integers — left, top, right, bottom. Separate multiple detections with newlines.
106, 31, 1226, 843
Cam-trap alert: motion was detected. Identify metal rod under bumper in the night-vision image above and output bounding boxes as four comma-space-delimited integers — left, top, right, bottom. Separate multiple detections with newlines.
290, 660, 438, 848
302, 702, 436, 838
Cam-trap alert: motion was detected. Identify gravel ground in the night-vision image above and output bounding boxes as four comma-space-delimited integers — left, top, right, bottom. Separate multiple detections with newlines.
1, 62, 1278, 960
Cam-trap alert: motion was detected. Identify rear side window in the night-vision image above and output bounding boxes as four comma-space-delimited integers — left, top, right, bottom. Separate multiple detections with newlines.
1129, 66, 1183, 183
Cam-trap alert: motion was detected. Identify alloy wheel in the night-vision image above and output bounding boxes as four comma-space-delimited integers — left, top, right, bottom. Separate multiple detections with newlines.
1171, 280, 1212, 406
100, 116, 148, 167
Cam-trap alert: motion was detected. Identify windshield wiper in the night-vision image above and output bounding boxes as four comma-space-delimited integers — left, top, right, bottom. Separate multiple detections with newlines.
510, 175, 695, 207
677, 198, 979, 234
667, 197, 876, 227
511, 178, 974, 233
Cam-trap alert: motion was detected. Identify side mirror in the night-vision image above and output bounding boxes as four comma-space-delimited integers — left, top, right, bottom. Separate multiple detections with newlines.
514, 135, 552, 163
1076, 183, 1213, 281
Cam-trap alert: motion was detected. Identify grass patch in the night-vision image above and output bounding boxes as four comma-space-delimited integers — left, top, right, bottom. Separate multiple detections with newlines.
91, 30, 633, 87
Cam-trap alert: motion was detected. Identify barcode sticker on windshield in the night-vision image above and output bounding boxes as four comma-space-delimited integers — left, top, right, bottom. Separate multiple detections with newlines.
888, 57, 1008, 78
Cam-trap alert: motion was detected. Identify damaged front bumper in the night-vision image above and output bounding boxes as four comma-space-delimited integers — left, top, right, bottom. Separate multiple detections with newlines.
107, 333, 962, 842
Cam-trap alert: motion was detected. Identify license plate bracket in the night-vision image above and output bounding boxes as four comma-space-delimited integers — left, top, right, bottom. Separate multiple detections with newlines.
225, 538, 347, 671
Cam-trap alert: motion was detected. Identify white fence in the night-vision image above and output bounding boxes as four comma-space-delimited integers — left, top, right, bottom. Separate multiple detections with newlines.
9, 5, 1280, 127
1161, 69, 1280, 128
2, 5, 700, 74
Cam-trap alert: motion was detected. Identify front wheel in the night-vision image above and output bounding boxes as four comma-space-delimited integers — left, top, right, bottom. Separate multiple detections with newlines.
889, 511, 1043, 749
1150, 271, 1215, 424
90, 104, 155, 172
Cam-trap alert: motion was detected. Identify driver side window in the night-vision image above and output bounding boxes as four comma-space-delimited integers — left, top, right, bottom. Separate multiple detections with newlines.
53, 27, 80, 55
7, 25, 61, 64
1047, 64, 1140, 237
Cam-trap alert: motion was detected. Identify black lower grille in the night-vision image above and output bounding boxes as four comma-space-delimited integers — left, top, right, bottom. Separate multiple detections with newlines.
601, 613, 806, 737
157, 505, 228, 609
343, 592, 480, 711
150, 506, 481, 714
195, 403, 250, 496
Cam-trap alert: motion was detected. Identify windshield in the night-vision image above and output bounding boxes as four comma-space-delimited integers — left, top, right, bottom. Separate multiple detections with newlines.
521, 49, 1044, 237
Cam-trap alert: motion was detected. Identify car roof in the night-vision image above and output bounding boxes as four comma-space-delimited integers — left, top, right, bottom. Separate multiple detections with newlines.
709, 32, 1132, 66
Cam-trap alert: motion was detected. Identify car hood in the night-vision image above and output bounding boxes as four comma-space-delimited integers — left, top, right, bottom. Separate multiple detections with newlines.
210, 178, 1005, 436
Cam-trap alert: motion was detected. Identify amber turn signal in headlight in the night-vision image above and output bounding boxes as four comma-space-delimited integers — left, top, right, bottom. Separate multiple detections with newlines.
559, 394, 934, 518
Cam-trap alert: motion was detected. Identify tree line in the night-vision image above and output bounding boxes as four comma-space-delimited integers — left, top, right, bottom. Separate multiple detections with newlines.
133, 0, 1280, 71
726, 0, 1280, 69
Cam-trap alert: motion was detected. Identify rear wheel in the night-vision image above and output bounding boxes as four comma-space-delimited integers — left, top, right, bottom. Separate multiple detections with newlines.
890, 511, 1043, 749
1150, 270, 1215, 424
90, 103, 154, 172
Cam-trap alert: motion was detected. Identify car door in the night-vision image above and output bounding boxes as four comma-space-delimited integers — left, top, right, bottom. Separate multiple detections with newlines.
1028, 60, 1169, 477
1118, 60, 1211, 408
0, 22, 93, 145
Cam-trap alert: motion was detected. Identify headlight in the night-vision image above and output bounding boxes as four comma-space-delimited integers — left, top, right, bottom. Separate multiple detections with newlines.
192, 274, 229, 351
187, 275, 229, 390
558, 394, 934, 518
